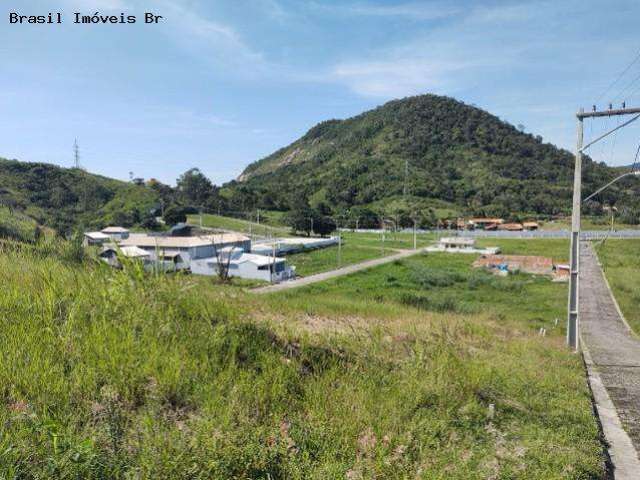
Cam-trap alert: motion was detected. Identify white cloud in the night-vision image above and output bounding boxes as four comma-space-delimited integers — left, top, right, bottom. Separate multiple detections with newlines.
331, 58, 462, 97
156, 0, 266, 70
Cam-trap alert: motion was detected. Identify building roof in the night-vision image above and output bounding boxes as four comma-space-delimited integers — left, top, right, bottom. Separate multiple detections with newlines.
206, 252, 285, 267
102, 226, 130, 234
120, 246, 151, 258
470, 218, 504, 224
101, 246, 150, 258
85, 231, 110, 240
119, 233, 249, 249
440, 237, 475, 246
498, 223, 524, 231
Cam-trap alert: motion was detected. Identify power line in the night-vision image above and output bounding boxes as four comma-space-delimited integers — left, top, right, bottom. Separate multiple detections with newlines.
595, 48, 640, 104
611, 69, 640, 104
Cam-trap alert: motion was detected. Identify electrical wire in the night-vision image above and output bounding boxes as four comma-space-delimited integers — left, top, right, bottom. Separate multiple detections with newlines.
596, 48, 640, 105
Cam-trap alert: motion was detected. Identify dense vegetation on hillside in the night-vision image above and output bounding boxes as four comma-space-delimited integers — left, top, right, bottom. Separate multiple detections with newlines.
0, 158, 160, 234
231, 95, 640, 223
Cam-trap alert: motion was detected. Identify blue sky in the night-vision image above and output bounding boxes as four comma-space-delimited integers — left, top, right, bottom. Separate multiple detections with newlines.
2, 0, 640, 185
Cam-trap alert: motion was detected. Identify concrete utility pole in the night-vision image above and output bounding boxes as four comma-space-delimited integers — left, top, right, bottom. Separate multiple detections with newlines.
567, 105, 640, 351
567, 109, 584, 351
403, 159, 409, 197
73, 138, 80, 169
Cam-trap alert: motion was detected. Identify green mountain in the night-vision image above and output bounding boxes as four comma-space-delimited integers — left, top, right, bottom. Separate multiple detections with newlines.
0, 158, 160, 234
234, 94, 638, 220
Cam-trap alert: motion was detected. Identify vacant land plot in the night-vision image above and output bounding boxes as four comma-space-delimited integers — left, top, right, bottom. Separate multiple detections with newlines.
252, 244, 603, 478
0, 238, 603, 478
595, 239, 640, 334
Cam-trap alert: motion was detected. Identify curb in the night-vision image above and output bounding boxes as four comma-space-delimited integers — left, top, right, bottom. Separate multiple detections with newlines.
581, 243, 640, 478
581, 342, 640, 479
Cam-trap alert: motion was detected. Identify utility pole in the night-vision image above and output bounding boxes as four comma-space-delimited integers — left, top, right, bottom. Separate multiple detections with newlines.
567, 109, 583, 351
403, 159, 409, 197
73, 138, 80, 169
413, 217, 417, 250
567, 104, 640, 351
337, 219, 342, 267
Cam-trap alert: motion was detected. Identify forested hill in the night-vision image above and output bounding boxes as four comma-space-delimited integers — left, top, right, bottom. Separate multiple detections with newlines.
0, 158, 160, 234
235, 94, 637, 218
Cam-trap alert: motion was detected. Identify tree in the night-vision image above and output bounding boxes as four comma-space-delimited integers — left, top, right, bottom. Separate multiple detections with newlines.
284, 203, 314, 236
176, 168, 214, 207
313, 216, 336, 237
212, 245, 237, 283
140, 213, 160, 230
163, 206, 187, 226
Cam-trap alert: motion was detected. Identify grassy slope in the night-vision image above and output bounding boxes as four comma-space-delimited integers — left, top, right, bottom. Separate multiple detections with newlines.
0, 206, 39, 242
0, 238, 603, 478
188, 213, 291, 236
595, 239, 640, 333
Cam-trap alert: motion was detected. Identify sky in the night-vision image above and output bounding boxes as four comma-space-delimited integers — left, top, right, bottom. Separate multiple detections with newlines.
2, 0, 640, 185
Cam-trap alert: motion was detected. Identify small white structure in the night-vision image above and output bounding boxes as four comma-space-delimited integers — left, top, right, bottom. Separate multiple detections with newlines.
99, 245, 151, 267
191, 248, 295, 282
83, 231, 111, 247
426, 237, 500, 254
101, 226, 130, 241
251, 236, 339, 256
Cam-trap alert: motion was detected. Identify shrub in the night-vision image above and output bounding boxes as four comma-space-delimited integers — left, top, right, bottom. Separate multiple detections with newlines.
410, 265, 466, 288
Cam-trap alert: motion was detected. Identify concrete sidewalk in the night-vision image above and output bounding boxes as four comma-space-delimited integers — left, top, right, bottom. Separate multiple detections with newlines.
580, 242, 640, 478
252, 248, 424, 294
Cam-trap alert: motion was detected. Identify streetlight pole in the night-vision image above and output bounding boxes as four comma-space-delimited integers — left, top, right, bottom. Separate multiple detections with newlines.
567, 105, 640, 351
567, 109, 583, 351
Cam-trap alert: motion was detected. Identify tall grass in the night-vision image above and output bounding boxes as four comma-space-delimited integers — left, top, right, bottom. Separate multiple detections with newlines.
0, 240, 604, 478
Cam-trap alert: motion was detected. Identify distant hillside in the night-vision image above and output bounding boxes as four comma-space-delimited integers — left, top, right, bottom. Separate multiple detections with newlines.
0, 158, 160, 234
234, 94, 639, 219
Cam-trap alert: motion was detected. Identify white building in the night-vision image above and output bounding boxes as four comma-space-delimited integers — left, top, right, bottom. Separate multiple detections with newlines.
191, 248, 295, 282
101, 226, 130, 241
83, 231, 111, 247
117, 233, 251, 269
251, 236, 339, 255
99, 245, 151, 267
425, 237, 500, 254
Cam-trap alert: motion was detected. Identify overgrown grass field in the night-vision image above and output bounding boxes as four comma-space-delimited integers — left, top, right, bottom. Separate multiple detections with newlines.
0, 238, 603, 478
596, 239, 640, 333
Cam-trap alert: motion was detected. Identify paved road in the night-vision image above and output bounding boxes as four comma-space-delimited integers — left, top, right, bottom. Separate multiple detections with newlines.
460, 230, 640, 240
580, 242, 640, 476
252, 248, 423, 294
341, 228, 640, 240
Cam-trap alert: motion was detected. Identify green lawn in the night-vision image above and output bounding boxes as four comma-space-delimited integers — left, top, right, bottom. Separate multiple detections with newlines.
595, 239, 640, 333
284, 232, 436, 277
476, 238, 570, 262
